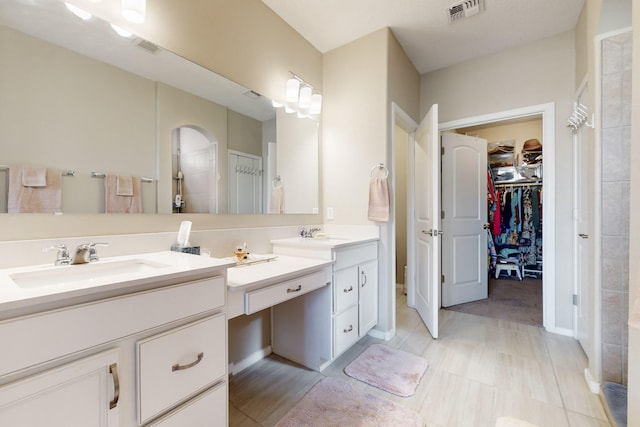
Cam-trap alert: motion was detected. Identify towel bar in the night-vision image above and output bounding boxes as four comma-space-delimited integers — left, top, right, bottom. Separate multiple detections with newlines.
91, 172, 154, 183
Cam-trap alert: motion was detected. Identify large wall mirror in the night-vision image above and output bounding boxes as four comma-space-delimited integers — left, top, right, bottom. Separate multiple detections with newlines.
0, 0, 319, 215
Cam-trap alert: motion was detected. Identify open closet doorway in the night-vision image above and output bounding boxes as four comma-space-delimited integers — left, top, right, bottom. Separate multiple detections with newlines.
439, 103, 556, 331
443, 117, 544, 327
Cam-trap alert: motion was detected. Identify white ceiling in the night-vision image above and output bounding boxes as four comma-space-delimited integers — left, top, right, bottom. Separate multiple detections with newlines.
261, 0, 585, 74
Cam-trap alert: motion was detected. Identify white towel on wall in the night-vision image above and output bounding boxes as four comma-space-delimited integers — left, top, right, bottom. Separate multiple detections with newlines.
367, 176, 390, 222
8, 165, 62, 213
270, 185, 285, 214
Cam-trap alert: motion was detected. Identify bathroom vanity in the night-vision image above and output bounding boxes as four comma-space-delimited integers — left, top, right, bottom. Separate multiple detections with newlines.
227, 255, 334, 371
270, 237, 379, 361
0, 251, 234, 426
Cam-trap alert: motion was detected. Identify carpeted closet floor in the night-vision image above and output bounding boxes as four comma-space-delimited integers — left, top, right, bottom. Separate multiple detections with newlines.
445, 278, 543, 327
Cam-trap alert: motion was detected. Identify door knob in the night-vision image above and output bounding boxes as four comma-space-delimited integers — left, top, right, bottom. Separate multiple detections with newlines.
482, 223, 490, 229
578, 233, 588, 239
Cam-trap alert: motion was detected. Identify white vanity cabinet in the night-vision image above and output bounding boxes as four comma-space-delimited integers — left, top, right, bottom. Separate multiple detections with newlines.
271, 238, 379, 361
0, 349, 120, 426
331, 242, 378, 356
0, 254, 231, 427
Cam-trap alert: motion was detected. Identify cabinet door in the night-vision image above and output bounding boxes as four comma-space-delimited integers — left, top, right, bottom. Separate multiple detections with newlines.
0, 349, 120, 427
358, 260, 378, 336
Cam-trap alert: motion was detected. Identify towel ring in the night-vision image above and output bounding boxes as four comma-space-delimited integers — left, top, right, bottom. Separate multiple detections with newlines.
370, 163, 389, 178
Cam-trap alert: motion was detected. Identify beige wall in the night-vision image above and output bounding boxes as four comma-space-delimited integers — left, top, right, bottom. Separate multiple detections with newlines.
322, 29, 388, 225
228, 110, 262, 157
0, 26, 157, 214
394, 125, 409, 284
421, 31, 576, 330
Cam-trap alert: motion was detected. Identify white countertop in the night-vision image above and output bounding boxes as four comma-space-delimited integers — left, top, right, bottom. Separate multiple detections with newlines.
0, 251, 235, 316
270, 236, 378, 249
227, 255, 333, 292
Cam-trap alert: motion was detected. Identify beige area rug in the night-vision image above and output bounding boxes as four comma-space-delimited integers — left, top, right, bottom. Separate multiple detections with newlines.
274, 377, 424, 427
344, 344, 429, 397
445, 278, 543, 327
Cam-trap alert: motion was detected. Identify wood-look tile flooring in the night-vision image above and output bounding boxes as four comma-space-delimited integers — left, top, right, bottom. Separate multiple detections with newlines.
229, 290, 610, 427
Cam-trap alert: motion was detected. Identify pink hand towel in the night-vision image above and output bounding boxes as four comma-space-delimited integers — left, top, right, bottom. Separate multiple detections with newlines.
270, 185, 285, 214
8, 166, 62, 213
105, 174, 142, 213
368, 176, 390, 222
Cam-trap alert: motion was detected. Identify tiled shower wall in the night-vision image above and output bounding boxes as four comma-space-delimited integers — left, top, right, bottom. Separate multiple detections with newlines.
600, 31, 632, 385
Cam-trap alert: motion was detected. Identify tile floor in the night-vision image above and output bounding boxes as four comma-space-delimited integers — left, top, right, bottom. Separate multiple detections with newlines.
229, 290, 610, 426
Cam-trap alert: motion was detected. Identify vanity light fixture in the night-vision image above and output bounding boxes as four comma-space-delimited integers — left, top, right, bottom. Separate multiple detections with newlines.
286, 77, 300, 103
122, 0, 146, 24
298, 86, 312, 109
110, 23, 133, 37
65, 2, 92, 20
309, 93, 322, 115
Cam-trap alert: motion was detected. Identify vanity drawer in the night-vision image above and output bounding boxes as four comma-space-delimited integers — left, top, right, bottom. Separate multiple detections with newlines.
245, 270, 328, 315
333, 305, 359, 357
0, 275, 225, 378
334, 266, 358, 313
334, 242, 377, 270
146, 382, 227, 427
137, 314, 226, 425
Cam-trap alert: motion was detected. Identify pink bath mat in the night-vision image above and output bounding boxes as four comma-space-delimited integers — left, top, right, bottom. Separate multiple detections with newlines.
344, 344, 429, 397
275, 377, 424, 426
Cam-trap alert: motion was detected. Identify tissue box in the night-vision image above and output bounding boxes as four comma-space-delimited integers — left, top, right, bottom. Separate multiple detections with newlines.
171, 244, 200, 255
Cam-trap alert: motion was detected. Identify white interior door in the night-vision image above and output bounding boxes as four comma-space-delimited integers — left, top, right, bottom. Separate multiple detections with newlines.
574, 118, 590, 355
413, 104, 440, 339
441, 132, 488, 307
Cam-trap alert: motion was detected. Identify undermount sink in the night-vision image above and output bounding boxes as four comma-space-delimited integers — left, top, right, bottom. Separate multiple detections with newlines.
9, 259, 170, 289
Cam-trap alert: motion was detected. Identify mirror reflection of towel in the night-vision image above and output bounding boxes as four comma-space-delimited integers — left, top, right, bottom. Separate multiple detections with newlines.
368, 177, 390, 222
105, 174, 142, 213
8, 166, 62, 213
270, 185, 285, 214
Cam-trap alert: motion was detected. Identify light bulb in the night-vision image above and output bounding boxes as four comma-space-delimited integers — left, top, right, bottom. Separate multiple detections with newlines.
286, 78, 300, 103
309, 93, 322, 115
298, 86, 312, 109
122, 0, 145, 24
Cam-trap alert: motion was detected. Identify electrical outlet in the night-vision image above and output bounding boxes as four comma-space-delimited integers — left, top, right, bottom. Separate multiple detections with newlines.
327, 207, 334, 220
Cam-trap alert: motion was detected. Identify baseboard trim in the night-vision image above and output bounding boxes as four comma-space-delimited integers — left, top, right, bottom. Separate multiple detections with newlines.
368, 326, 395, 341
584, 368, 601, 394
229, 345, 272, 376
546, 326, 574, 337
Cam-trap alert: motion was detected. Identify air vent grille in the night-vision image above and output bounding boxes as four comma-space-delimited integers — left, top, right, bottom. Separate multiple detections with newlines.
448, 0, 484, 22
135, 39, 159, 54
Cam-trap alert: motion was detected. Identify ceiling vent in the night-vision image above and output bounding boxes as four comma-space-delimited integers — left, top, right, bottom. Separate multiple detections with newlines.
134, 38, 159, 54
448, 0, 484, 22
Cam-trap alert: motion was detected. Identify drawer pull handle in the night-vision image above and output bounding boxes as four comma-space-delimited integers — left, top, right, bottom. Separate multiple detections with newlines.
343, 324, 353, 333
109, 363, 120, 410
172, 352, 204, 372
287, 285, 302, 293
361, 271, 367, 287
344, 286, 354, 293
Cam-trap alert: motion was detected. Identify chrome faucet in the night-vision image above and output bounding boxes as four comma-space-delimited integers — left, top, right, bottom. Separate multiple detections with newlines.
43, 244, 71, 266
299, 227, 322, 238
71, 242, 109, 265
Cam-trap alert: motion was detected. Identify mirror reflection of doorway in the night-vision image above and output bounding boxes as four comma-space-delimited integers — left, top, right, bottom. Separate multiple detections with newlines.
172, 126, 218, 214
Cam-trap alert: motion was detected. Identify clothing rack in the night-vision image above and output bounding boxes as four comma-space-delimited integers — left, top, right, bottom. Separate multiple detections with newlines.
0, 165, 76, 176
91, 172, 154, 183
494, 180, 541, 188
